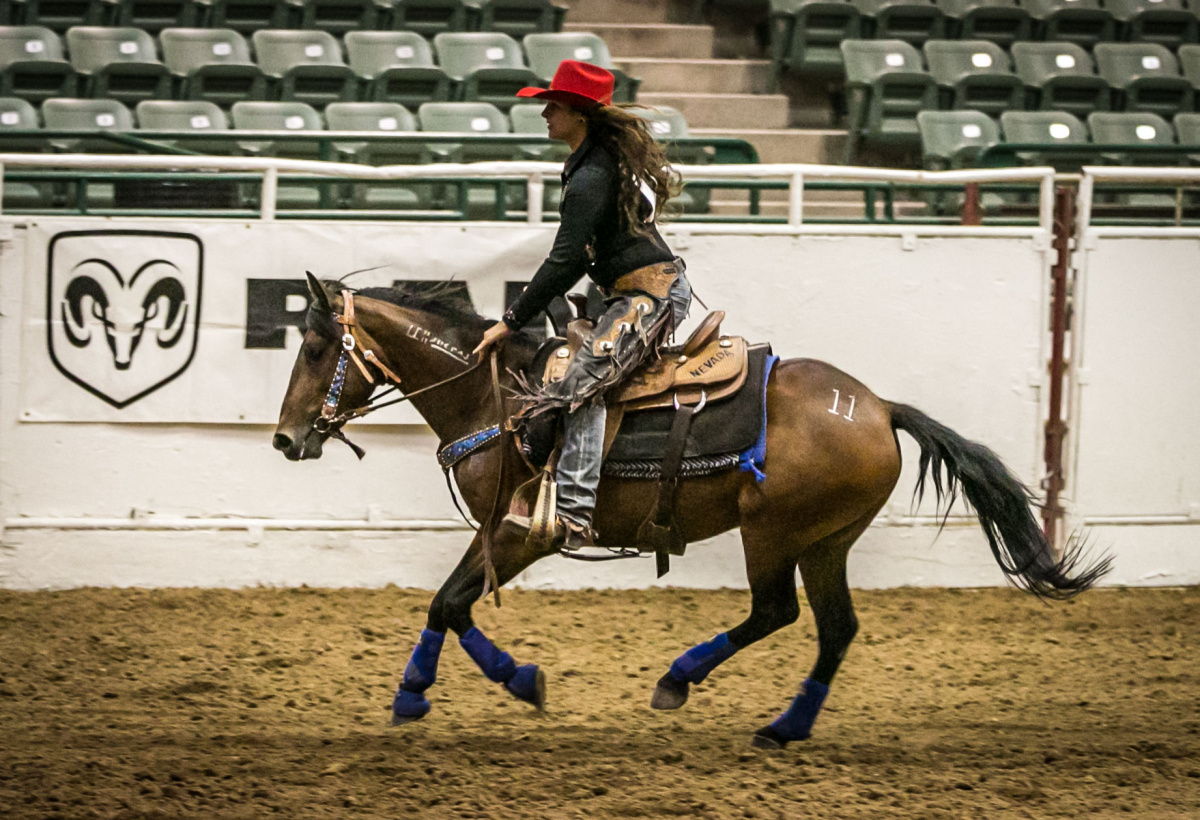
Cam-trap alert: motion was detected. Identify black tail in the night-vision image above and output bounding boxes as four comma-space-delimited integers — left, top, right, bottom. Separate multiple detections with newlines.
890, 403, 1111, 600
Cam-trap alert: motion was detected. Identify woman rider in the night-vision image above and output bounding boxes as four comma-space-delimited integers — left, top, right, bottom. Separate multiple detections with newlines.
472, 60, 691, 550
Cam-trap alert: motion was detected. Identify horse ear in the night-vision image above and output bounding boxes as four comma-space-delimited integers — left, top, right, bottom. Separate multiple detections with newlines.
306, 272, 333, 313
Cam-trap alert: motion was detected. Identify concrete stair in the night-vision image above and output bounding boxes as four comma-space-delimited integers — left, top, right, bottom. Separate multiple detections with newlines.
563, 22, 713, 60
562, 0, 850, 171
613, 57, 771, 95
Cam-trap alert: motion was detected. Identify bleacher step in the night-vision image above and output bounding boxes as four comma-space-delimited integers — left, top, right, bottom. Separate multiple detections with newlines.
614, 58, 771, 95
690, 128, 847, 165
637, 92, 788, 130
563, 23, 715, 60
562, 0, 690, 25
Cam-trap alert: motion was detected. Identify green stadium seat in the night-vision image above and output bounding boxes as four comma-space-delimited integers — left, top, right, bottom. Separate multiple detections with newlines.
390, 0, 471, 37
160, 28, 268, 108
134, 98, 234, 153
252, 30, 359, 108
324, 99, 416, 134
230, 100, 331, 209
324, 100, 432, 207
418, 100, 517, 215
297, 0, 392, 36
0, 96, 54, 207
1020, 0, 1114, 50
522, 32, 640, 103
1094, 43, 1193, 118
850, 0, 945, 47
21, 0, 109, 35
841, 39, 937, 162
916, 109, 998, 168
416, 99, 510, 158
0, 25, 76, 103
1088, 110, 1175, 145
998, 109, 1090, 169
933, 0, 1030, 48
205, 0, 297, 35
1103, 0, 1197, 50
1180, 44, 1200, 88
769, 0, 861, 83
466, 0, 561, 38
66, 26, 172, 104
113, 0, 204, 34
432, 31, 539, 110
0, 94, 44, 149
344, 31, 454, 108
1172, 111, 1200, 146
136, 98, 229, 129
42, 96, 135, 153
1011, 42, 1110, 118
923, 40, 1022, 116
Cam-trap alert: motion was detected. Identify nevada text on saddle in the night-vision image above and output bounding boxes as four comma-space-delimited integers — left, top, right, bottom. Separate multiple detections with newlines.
273, 275, 1110, 748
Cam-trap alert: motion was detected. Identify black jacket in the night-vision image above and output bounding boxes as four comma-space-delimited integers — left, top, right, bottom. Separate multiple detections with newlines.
502, 135, 675, 331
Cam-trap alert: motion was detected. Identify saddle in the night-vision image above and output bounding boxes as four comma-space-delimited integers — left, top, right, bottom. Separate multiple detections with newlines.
517, 310, 766, 577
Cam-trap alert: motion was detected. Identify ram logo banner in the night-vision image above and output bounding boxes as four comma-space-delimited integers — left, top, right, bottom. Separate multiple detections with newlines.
46, 230, 203, 409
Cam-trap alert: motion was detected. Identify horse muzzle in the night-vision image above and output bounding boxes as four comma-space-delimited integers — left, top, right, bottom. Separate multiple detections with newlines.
272, 426, 325, 461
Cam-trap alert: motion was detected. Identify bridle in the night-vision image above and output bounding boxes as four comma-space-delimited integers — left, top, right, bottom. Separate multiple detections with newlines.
313, 289, 487, 457
310, 289, 508, 604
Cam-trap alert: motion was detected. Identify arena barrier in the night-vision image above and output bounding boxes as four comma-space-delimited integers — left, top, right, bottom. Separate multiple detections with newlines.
0, 159, 1194, 590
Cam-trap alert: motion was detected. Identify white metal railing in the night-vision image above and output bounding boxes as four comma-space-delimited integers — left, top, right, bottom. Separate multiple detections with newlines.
1077, 166, 1200, 235
0, 154, 1059, 229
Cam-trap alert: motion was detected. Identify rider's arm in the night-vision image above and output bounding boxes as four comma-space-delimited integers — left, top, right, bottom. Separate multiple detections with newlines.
502, 164, 610, 331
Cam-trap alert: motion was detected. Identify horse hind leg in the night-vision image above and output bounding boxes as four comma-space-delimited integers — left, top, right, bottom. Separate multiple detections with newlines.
650, 526, 802, 711
750, 511, 875, 749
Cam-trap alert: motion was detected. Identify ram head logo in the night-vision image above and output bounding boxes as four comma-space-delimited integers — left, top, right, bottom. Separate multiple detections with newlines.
47, 231, 202, 409
61, 259, 189, 370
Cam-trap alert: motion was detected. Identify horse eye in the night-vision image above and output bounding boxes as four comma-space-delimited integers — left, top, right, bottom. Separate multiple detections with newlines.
304, 341, 325, 363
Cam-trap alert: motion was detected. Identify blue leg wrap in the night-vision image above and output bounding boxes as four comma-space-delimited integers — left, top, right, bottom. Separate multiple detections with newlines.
394, 628, 445, 720
459, 626, 517, 684
669, 632, 739, 685
769, 678, 830, 741
402, 628, 445, 692
504, 664, 542, 706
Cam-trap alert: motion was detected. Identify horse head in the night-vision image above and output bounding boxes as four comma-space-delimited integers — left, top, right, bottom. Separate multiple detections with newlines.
273, 272, 381, 461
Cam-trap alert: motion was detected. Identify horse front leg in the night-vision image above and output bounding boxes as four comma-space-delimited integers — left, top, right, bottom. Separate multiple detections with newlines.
392, 527, 548, 726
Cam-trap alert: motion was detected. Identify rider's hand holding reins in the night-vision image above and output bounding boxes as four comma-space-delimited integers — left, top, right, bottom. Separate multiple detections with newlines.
473, 320, 511, 360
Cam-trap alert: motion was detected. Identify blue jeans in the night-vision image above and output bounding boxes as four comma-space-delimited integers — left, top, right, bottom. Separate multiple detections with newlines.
557, 272, 693, 531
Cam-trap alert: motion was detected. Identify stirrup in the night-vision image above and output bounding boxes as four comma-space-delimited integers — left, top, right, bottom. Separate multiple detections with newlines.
499, 512, 595, 552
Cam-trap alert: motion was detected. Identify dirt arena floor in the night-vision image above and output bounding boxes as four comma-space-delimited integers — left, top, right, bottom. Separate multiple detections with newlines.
0, 585, 1197, 819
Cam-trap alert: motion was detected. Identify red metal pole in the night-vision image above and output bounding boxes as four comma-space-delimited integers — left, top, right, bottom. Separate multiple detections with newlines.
962, 182, 982, 225
1042, 185, 1074, 550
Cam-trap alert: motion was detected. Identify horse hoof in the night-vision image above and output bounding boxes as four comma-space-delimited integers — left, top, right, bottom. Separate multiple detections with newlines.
749, 726, 788, 750
391, 712, 425, 727
650, 673, 689, 710
505, 664, 546, 711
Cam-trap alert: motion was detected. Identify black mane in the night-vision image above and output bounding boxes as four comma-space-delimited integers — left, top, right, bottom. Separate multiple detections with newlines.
305, 278, 540, 360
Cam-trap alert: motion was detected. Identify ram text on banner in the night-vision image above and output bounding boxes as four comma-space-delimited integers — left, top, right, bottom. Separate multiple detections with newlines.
19, 219, 553, 423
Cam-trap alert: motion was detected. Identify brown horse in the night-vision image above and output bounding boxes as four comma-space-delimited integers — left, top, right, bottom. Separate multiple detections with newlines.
273, 275, 1109, 748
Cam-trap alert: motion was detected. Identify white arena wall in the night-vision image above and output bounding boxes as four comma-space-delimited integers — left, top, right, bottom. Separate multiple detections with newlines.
0, 213, 1195, 590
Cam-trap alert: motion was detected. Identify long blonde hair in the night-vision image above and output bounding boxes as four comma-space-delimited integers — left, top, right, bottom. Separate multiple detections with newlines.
581, 104, 683, 236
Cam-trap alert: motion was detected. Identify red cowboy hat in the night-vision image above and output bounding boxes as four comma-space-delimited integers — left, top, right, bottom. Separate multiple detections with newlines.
517, 59, 614, 108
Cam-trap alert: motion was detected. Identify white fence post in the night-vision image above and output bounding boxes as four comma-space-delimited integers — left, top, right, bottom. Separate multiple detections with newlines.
527, 173, 544, 224
261, 167, 278, 222
787, 171, 804, 226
